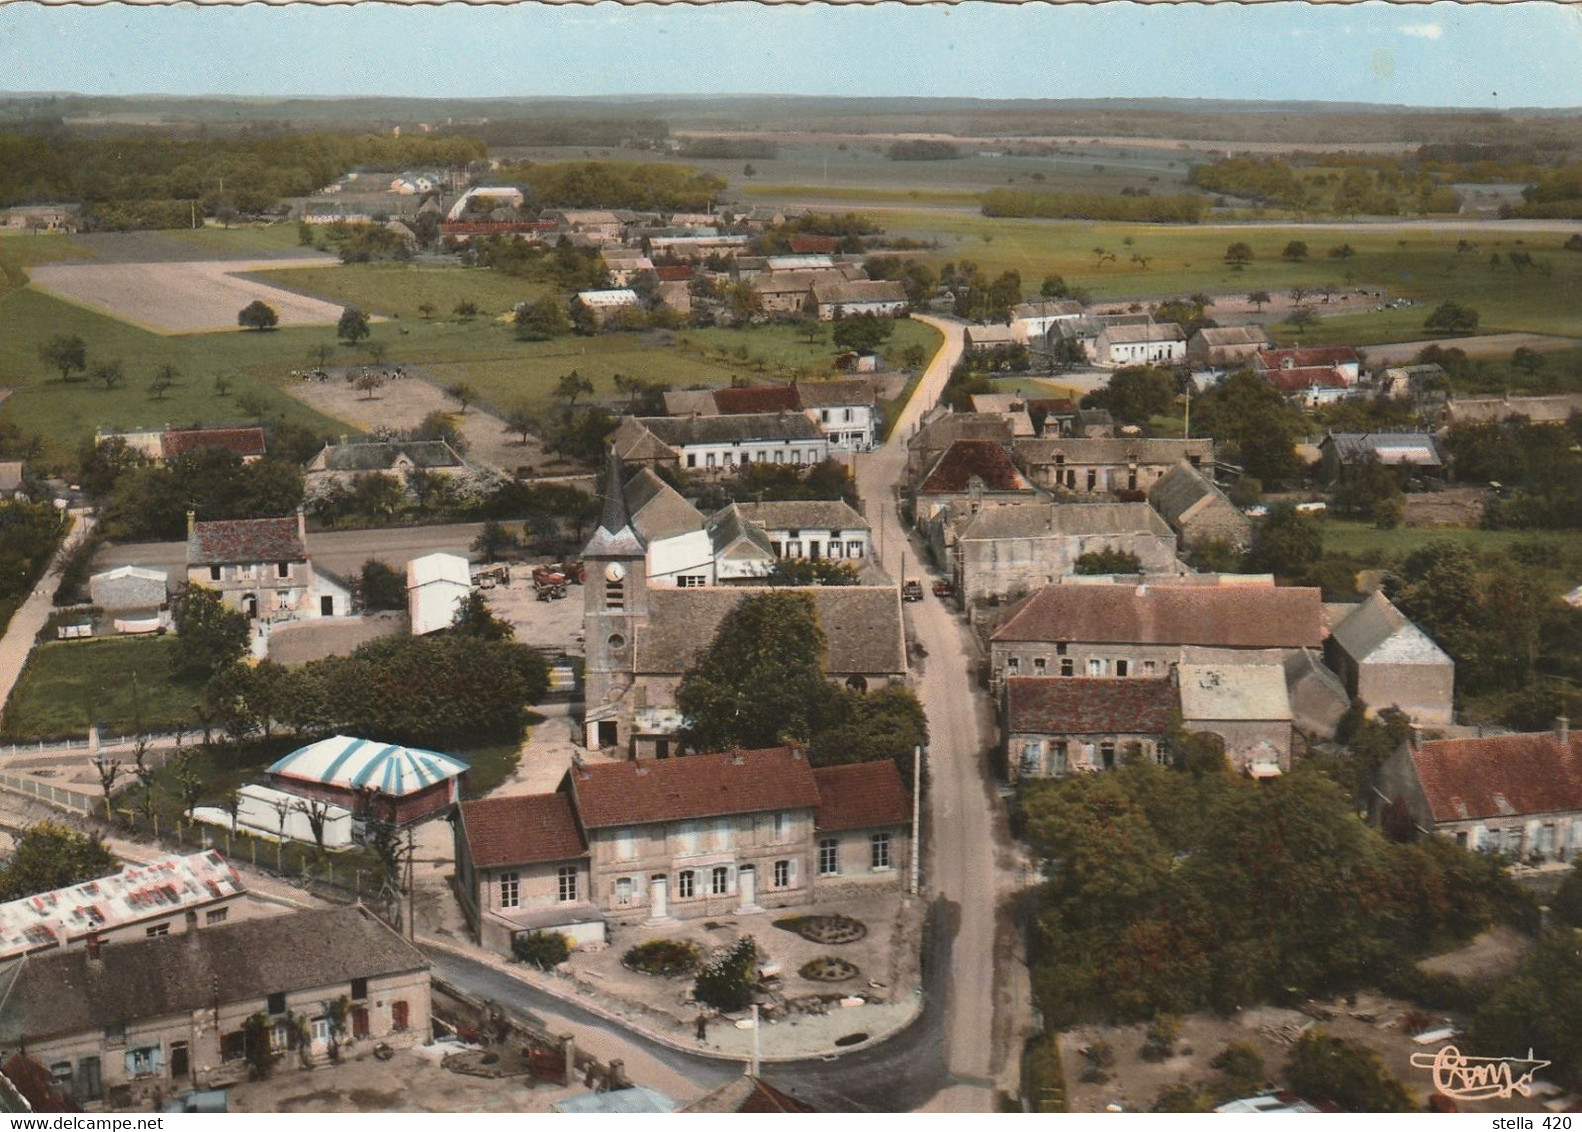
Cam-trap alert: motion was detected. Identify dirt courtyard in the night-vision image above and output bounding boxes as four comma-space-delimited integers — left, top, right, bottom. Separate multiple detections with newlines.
28, 257, 347, 334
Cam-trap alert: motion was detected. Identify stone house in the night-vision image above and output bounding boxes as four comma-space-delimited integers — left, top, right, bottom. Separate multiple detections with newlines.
1095, 321, 1186, 366
1010, 299, 1085, 347
1317, 432, 1444, 484
1440, 393, 1582, 428
1324, 591, 1455, 725
989, 580, 1325, 689
1176, 663, 1293, 774
0, 907, 429, 1110
749, 271, 819, 315
1001, 675, 1176, 782
1147, 460, 1252, 549
609, 413, 829, 476
1374, 722, 1582, 860
453, 748, 910, 950
160, 428, 267, 464
912, 439, 1039, 530
1186, 326, 1271, 370
905, 410, 1015, 484
1012, 437, 1214, 496
185, 510, 349, 622
963, 323, 1021, 352
728, 500, 871, 564
1255, 346, 1363, 385
810, 279, 908, 320
304, 440, 467, 487
950, 502, 1180, 605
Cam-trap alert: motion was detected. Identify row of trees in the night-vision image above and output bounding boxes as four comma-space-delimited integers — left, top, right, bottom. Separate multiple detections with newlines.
982, 189, 1207, 224
493, 160, 725, 212
1019, 755, 1533, 1029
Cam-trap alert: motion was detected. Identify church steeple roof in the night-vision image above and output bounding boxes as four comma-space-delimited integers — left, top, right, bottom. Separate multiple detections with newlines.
582, 453, 646, 559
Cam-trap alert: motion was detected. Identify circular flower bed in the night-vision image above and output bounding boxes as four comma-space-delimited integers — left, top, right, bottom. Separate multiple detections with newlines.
622, 938, 701, 976
779, 914, 868, 945
799, 956, 859, 983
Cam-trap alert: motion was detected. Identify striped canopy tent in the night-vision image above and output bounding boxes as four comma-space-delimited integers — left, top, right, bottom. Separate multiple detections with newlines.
268, 735, 470, 822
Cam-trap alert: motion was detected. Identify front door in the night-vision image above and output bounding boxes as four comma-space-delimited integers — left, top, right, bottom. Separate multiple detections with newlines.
809, 541, 821, 560
650, 874, 668, 919
351, 1006, 370, 1039
320, 595, 334, 616
169, 1042, 189, 1081
737, 864, 758, 911
242, 593, 259, 619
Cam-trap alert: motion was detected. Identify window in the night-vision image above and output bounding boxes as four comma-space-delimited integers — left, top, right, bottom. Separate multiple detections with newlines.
678, 820, 701, 855
1052, 741, 1069, 775
48, 1062, 71, 1095
686, 453, 698, 468
209, 565, 221, 582
774, 860, 790, 888
871, 832, 892, 870
145, 922, 170, 938
104, 1023, 126, 1047
818, 838, 840, 876
678, 870, 695, 899
723, 451, 734, 466
1006, 657, 1020, 676
1101, 741, 1116, 770
1060, 658, 1074, 677
1115, 659, 1129, 677
1087, 658, 1105, 676
741, 452, 751, 465
267, 991, 287, 1015
205, 908, 228, 925
821, 410, 831, 423
615, 877, 634, 906
843, 409, 853, 423
1033, 657, 1047, 676
75, 1057, 103, 1103
712, 818, 734, 851
677, 574, 707, 588
221, 1032, 247, 1063
773, 811, 792, 843
706, 453, 717, 469
614, 829, 637, 860
711, 866, 730, 896
500, 871, 520, 909
1142, 660, 1157, 676
774, 450, 784, 464
277, 562, 291, 579
557, 866, 578, 902
828, 541, 843, 559
786, 541, 802, 558
126, 1046, 162, 1080
851, 542, 865, 559
1086, 469, 1098, 491
350, 977, 368, 1001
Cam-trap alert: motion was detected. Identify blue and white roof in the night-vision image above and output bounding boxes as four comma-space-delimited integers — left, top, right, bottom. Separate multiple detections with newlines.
269, 735, 470, 797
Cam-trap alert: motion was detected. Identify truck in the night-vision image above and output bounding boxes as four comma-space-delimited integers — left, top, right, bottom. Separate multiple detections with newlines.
902, 579, 924, 602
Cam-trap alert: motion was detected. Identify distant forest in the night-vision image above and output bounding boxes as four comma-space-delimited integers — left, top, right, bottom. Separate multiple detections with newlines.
0, 131, 485, 224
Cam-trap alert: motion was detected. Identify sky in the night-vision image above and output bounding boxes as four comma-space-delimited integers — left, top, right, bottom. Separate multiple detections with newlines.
0, 1, 1579, 109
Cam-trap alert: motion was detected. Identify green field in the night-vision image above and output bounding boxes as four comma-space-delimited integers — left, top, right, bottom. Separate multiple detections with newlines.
870, 209, 1582, 338
1318, 518, 1582, 563
0, 232, 96, 290
0, 637, 202, 741
743, 184, 982, 206
257, 261, 551, 321
161, 223, 309, 257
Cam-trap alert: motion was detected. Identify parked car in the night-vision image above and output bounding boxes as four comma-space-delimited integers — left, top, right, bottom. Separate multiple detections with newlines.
933, 579, 955, 598
902, 579, 924, 602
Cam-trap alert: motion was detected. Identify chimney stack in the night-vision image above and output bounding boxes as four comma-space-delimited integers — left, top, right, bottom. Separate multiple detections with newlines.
186, 509, 196, 538
296, 505, 307, 545
1559, 716, 1571, 744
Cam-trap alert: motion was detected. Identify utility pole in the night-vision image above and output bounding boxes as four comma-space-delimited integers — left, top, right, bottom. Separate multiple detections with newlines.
747, 1003, 760, 1078
404, 826, 416, 940
1182, 386, 1191, 440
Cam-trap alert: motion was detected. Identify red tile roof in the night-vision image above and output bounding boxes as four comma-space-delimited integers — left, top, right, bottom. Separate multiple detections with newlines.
712, 384, 802, 415
1005, 676, 1177, 736
1265, 367, 1349, 393
654, 264, 692, 282
187, 516, 304, 566
2, 1054, 80, 1113
458, 793, 586, 868
812, 761, 911, 832
571, 748, 822, 828
994, 583, 1325, 649
918, 439, 1030, 495
161, 427, 267, 461
1411, 732, 1582, 823
788, 235, 839, 255
1257, 346, 1361, 370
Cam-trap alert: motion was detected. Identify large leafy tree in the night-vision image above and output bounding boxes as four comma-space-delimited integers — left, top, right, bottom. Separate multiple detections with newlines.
169, 583, 250, 684
1085, 367, 1176, 427
1284, 1032, 1413, 1112
38, 333, 88, 382
1245, 506, 1323, 577
678, 591, 840, 751
1191, 371, 1305, 486
0, 821, 117, 901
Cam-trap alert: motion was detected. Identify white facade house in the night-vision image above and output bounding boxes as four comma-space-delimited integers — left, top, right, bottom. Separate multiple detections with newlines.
574, 289, 641, 323
624, 468, 716, 587
621, 414, 831, 474
1095, 322, 1187, 366
729, 500, 872, 563
811, 279, 910, 321
797, 379, 882, 451
1012, 299, 1086, 344
406, 552, 472, 636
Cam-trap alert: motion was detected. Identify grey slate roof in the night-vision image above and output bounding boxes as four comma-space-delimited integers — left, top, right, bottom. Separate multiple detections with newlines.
794, 378, 880, 409
1322, 432, 1443, 468
730, 499, 869, 532
1329, 591, 1452, 666
624, 467, 705, 543
706, 505, 776, 560
637, 586, 905, 675
635, 413, 823, 447
313, 440, 463, 473
0, 906, 426, 1045
956, 501, 1171, 541
810, 279, 908, 306
584, 455, 646, 559
1014, 437, 1215, 467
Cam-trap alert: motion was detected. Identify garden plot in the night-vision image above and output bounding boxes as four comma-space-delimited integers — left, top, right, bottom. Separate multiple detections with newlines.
28, 256, 346, 334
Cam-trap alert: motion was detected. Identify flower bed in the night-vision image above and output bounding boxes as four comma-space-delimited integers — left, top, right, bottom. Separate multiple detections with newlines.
774, 913, 868, 945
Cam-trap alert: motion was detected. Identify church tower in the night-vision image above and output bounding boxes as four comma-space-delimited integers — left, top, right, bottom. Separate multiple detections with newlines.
582, 454, 648, 751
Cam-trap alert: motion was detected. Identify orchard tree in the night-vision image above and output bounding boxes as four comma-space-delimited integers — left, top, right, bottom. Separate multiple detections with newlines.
38, 333, 88, 382
1246, 506, 1323, 578
553, 369, 594, 411
1284, 1032, 1412, 1113
1281, 240, 1309, 261
1247, 290, 1271, 313
445, 382, 479, 414
238, 300, 280, 331
515, 297, 571, 341
148, 363, 179, 401
1224, 242, 1254, 268
832, 316, 894, 356
93, 359, 126, 391
337, 307, 371, 345
504, 405, 536, 445
353, 371, 386, 400
1424, 301, 1479, 334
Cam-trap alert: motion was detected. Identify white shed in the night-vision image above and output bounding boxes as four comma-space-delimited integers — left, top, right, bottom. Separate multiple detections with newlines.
407, 552, 472, 636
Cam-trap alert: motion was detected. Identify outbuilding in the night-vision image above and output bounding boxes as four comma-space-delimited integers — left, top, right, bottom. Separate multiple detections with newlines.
267, 735, 470, 825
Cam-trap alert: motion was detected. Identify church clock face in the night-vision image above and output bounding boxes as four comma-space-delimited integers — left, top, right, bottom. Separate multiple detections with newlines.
604, 561, 626, 583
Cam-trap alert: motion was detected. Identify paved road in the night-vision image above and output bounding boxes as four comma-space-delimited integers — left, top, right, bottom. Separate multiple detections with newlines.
857, 314, 1021, 1112
1361, 332, 1582, 364
425, 898, 955, 1112
94, 521, 490, 582
0, 510, 94, 718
